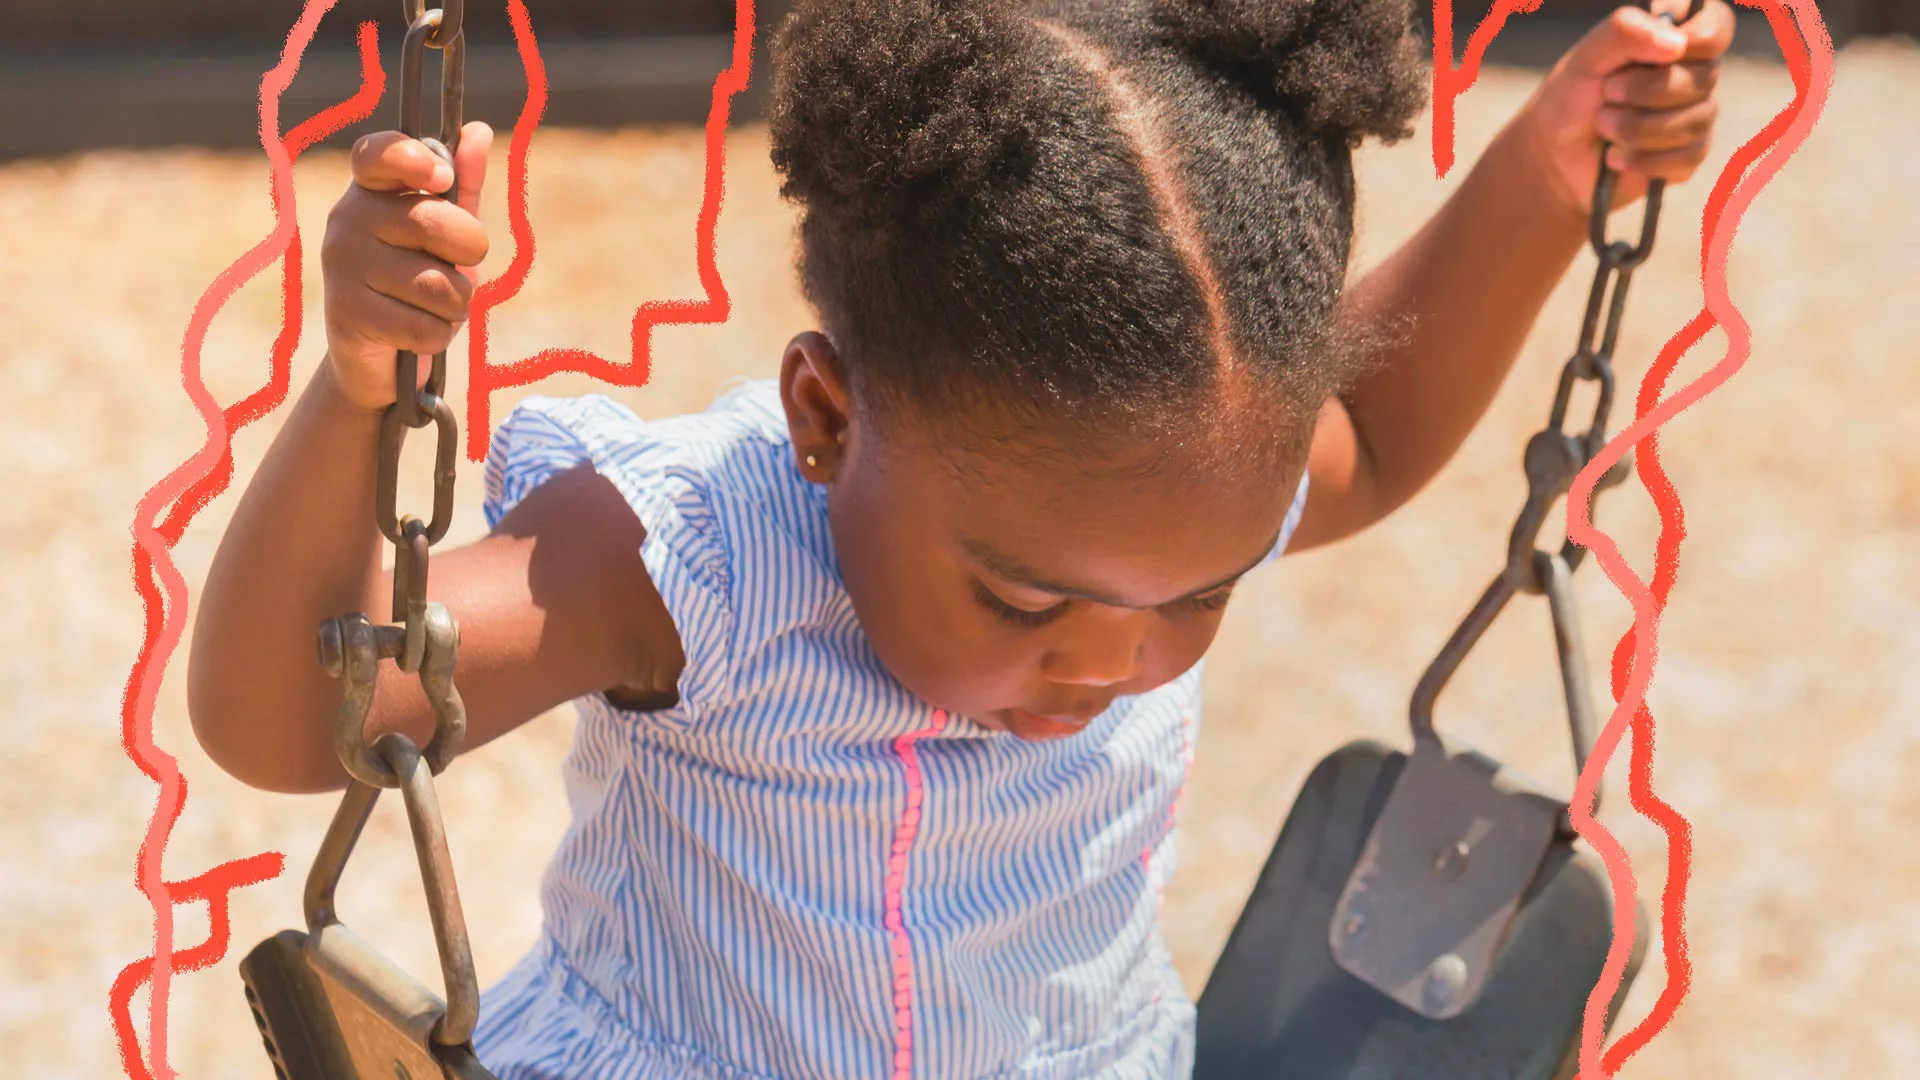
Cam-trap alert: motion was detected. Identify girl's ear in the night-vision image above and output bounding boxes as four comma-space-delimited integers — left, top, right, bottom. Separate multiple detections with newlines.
780, 332, 854, 481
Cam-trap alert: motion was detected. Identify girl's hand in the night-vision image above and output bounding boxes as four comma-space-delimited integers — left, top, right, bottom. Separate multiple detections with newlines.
321, 121, 494, 412
1519, 1, 1736, 219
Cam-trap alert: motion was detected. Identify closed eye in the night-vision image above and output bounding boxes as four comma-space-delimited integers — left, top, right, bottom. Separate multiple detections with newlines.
974, 579, 1235, 628
1164, 585, 1235, 617
972, 580, 1068, 629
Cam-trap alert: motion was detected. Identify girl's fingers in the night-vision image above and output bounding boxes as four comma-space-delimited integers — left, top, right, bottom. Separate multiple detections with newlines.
362, 191, 492, 270
350, 131, 452, 195
1603, 59, 1719, 110
1562, 5, 1690, 79
1677, 0, 1737, 62
342, 284, 462, 358
361, 249, 474, 325
1598, 96, 1719, 154
1606, 140, 1712, 185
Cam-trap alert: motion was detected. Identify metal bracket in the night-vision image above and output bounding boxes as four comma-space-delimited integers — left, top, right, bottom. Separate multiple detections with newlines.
1328, 734, 1565, 1020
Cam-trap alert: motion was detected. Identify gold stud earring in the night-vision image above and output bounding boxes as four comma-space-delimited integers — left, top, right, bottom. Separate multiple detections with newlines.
806, 453, 819, 469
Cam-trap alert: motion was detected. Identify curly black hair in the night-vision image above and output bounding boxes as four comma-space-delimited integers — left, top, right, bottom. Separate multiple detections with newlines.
768, 0, 1428, 448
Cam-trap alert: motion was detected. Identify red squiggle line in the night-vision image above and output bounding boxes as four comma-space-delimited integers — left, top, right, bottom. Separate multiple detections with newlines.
1565, 5, 1829, 1076
1593, 5, 1813, 1072
463, 0, 758, 461
157, 25, 387, 544
1431, 2, 1831, 1076
1430, 0, 1549, 178
112, 10, 385, 1078
110, 852, 286, 1076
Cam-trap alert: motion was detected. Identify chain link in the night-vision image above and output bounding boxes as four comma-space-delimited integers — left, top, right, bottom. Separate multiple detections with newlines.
1410, 0, 1702, 821
275, 4, 485, 1059
319, 1, 468, 790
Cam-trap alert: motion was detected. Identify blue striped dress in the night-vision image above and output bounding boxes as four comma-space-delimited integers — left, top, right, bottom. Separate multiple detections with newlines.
470, 379, 1309, 1079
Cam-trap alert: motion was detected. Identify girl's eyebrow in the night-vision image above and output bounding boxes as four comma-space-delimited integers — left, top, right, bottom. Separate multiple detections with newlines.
959, 527, 1282, 609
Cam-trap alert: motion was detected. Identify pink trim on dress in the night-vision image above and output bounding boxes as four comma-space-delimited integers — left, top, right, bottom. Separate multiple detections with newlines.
1142, 710, 1196, 1006
886, 708, 949, 1080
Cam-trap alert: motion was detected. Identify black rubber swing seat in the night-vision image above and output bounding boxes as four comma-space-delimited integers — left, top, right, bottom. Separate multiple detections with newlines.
1192, 741, 1648, 1080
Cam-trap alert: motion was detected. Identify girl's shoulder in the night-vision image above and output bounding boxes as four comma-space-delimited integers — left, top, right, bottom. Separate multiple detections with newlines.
482, 378, 802, 589
484, 377, 788, 513
481, 378, 818, 725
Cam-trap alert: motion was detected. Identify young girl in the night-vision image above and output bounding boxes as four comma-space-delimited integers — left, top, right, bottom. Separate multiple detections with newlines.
190, 0, 1732, 1075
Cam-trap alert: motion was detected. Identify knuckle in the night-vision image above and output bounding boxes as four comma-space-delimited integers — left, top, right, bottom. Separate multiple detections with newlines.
350, 131, 399, 174
406, 198, 452, 246
413, 264, 465, 313
320, 213, 361, 267
407, 307, 454, 355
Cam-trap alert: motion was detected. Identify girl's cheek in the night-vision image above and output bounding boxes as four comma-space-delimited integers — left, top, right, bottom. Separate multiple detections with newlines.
857, 577, 1034, 712
1143, 617, 1223, 687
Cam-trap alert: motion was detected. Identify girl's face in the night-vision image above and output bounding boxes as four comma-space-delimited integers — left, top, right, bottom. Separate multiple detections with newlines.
781, 334, 1306, 742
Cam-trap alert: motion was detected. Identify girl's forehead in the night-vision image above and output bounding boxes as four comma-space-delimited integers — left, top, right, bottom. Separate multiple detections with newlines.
878, 423, 1299, 603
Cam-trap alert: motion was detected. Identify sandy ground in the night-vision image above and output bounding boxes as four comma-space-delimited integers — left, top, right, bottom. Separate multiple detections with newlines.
2, 41, 1917, 1080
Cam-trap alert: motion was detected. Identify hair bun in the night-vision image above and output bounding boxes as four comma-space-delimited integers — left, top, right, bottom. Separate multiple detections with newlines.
770, 0, 1046, 225
1151, 0, 1428, 145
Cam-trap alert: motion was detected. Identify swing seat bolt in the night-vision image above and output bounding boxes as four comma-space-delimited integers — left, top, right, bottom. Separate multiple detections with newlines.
1338, 911, 1368, 947
1431, 840, 1471, 881
317, 618, 345, 678
1422, 953, 1470, 1014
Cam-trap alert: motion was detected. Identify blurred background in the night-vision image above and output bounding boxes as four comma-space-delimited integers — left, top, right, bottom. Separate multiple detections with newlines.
2, 1, 1916, 1078
5, 0, 1916, 159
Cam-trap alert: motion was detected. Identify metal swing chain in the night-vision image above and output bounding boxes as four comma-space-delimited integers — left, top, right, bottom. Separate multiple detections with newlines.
319, 0, 468, 791
1409, 0, 1703, 814
307, 0, 481, 1052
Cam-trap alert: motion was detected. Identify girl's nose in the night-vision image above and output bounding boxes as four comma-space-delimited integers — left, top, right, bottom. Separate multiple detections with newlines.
1040, 614, 1148, 688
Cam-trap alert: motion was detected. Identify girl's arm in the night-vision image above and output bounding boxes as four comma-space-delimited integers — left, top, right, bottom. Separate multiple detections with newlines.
188, 127, 682, 794
188, 367, 680, 794
1287, 1, 1734, 553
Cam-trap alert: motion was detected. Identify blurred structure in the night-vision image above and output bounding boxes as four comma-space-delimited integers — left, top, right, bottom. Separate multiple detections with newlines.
0, 0, 1907, 159
1451, 0, 1913, 65
0, 1, 793, 160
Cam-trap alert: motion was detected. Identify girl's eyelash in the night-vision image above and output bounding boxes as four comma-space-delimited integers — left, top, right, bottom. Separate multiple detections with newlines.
973, 581, 1067, 629
972, 580, 1235, 628
1169, 587, 1235, 615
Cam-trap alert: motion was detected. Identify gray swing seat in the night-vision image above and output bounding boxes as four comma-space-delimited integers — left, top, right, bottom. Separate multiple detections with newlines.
1193, 738, 1647, 1080
1191, 414, 1655, 1079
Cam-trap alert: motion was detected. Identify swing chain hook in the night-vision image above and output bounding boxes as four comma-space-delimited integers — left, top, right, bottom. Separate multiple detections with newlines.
318, 0, 470, 788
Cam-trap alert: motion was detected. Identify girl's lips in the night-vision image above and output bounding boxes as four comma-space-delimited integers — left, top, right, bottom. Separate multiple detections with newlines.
1004, 708, 1094, 740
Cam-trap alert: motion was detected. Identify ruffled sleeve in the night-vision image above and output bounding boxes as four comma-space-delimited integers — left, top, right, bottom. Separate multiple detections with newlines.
1259, 469, 1312, 567
482, 394, 736, 726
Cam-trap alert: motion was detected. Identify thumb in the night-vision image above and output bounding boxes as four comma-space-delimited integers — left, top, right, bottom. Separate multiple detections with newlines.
451, 121, 494, 218
1562, 6, 1690, 79
450, 121, 494, 285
